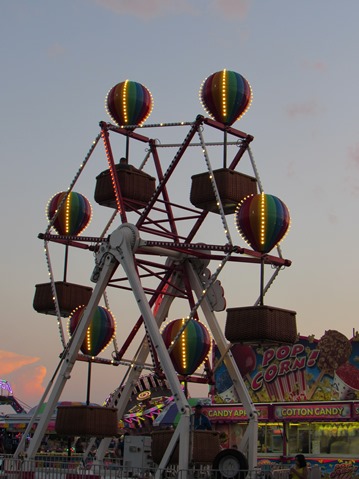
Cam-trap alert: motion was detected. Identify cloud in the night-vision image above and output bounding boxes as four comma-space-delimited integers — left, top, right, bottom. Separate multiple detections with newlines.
93, 0, 251, 20
286, 99, 324, 118
94, 0, 197, 19
0, 351, 46, 408
348, 143, 359, 167
212, 0, 250, 19
285, 161, 296, 179
0, 351, 40, 375
14, 366, 47, 404
301, 59, 327, 73
47, 43, 66, 58
328, 212, 338, 224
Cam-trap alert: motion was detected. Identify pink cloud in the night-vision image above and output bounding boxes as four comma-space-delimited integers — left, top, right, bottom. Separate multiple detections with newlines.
0, 350, 40, 375
0, 351, 46, 407
286, 99, 324, 118
301, 59, 327, 73
94, 0, 196, 19
13, 366, 47, 404
212, 0, 250, 19
47, 43, 65, 58
348, 144, 359, 167
328, 212, 338, 224
286, 161, 296, 179
94, 0, 251, 19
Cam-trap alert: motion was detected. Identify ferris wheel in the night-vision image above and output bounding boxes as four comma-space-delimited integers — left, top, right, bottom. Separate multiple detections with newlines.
27, 70, 295, 472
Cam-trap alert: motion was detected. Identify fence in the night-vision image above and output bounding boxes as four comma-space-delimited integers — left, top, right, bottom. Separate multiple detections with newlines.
0, 455, 273, 479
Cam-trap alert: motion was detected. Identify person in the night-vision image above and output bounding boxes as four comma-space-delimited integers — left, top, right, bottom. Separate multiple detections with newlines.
193, 403, 212, 431
75, 437, 84, 454
289, 454, 308, 479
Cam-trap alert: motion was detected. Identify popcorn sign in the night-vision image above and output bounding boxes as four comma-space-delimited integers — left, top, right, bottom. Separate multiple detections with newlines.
251, 343, 320, 401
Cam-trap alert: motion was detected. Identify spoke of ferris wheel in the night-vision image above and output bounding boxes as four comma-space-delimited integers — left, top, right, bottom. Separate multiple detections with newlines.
38, 234, 291, 266
45, 133, 101, 235
247, 143, 264, 194
254, 265, 282, 306
153, 140, 242, 148
247, 144, 284, 262
44, 241, 66, 348
196, 125, 233, 246
76, 354, 155, 370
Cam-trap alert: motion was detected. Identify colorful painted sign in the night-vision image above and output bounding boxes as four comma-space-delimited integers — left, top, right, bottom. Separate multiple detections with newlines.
273, 403, 351, 420
213, 330, 359, 403
206, 405, 269, 422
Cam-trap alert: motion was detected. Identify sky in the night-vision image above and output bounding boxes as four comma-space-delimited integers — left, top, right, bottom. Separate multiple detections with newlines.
1, 0, 359, 412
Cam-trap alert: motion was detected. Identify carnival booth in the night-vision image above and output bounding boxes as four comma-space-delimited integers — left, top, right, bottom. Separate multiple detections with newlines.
209, 330, 359, 477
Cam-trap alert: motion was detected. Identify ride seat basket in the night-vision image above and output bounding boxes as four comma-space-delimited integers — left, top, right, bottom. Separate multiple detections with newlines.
190, 168, 257, 214
151, 430, 220, 465
225, 305, 297, 344
33, 282, 93, 317
55, 405, 118, 437
94, 163, 156, 210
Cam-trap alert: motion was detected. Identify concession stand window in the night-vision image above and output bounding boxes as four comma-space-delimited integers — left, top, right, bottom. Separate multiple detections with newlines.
287, 422, 359, 456
258, 423, 284, 453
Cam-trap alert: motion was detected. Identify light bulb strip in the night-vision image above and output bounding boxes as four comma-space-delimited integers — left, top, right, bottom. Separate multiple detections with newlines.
222, 69, 227, 121
138, 148, 152, 172
247, 145, 264, 193
44, 241, 66, 348
154, 140, 240, 149
45, 133, 101, 235
65, 196, 70, 235
97, 209, 119, 247
180, 320, 187, 371
260, 193, 266, 248
100, 127, 124, 215
123, 80, 129, 124
196, 126, 233, 246
110, 120, 195, 130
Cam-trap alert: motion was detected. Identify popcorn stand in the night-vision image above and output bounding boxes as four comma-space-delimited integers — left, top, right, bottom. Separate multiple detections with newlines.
209, 330, 359, 477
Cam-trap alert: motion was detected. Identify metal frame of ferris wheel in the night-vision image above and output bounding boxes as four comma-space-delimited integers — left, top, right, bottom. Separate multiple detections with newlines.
22, 114, 291, 472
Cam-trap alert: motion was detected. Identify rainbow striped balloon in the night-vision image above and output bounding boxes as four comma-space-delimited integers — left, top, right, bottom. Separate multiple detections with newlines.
47, 191, 92, 236
200, 69, 252, 125
162, 319, 211, 376
68, 305, 115, 357
106, 80, 153, 127
235, 193, 290, 253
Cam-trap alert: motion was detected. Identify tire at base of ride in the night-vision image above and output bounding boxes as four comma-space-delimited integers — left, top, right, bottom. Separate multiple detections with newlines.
212, 449, 249, 479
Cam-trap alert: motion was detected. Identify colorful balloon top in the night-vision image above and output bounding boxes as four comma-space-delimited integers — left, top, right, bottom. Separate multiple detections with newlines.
47, 191, 92, 236
235, 193, 290, 253
106, 80, 154, 127
200, 69, 252, 125
162, 318, 211, 376
68, 305, 115, 357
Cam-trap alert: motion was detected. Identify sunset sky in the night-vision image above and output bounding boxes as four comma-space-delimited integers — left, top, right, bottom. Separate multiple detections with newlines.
1, 0, 359, 411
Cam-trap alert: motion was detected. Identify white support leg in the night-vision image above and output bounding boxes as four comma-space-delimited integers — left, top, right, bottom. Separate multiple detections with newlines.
186, 260, 258, 469
94, 269, 181, 462
109, 224, 191, 473
24, 253, 118, 458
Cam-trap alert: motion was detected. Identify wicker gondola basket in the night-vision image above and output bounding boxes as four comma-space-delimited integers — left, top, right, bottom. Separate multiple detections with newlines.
225, 305, 297, 344
94, 163, 156, 210
151, 429, 220, 465
55, 405, 118, 437
190, 168, 257, 214
33, 282, 93, 317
